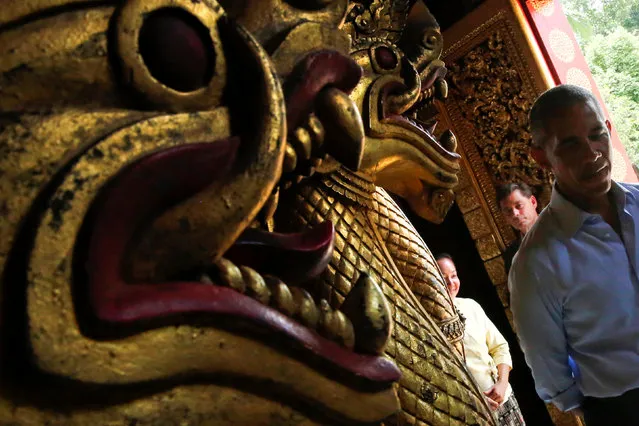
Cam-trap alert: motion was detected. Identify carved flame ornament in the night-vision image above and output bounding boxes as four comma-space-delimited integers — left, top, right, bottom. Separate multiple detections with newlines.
0, 0, 495, 424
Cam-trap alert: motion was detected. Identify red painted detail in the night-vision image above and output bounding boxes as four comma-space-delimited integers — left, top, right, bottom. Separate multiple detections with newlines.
374, 45, 399, 70
285, 50, 363, 132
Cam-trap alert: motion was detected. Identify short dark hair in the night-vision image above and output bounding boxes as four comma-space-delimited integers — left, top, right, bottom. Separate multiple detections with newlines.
529, 84, 604, 148
496, 182, 533, 205
435, 253, 453, 262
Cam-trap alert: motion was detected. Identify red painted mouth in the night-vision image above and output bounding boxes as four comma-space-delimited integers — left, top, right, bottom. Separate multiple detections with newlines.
377, 76, 460, 180
384, 113, 459, 160
380, 64, 458, 159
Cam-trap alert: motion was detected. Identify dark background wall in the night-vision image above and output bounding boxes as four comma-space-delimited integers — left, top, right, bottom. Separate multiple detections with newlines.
397, 199, 554, 425
424, 0, 484, 31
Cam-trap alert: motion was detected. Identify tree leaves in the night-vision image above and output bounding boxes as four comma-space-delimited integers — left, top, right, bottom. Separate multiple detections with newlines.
564, 0, 639, 166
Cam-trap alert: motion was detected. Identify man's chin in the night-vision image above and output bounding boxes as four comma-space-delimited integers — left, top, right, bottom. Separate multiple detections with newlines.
579, 179, 612, 202
580, 167, 613, 193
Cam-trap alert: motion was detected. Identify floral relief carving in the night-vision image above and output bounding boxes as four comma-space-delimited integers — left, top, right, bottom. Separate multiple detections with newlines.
448, 31, 551, 198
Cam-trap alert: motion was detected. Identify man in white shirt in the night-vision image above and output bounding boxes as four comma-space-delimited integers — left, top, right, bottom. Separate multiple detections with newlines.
436, 253, 525, 426
509, 84, 639, 425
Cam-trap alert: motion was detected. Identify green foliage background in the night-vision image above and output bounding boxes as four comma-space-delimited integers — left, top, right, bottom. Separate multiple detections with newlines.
562, 0, 639, 165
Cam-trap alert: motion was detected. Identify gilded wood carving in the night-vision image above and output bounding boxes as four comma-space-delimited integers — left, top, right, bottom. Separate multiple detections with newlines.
0, 1, 496, 424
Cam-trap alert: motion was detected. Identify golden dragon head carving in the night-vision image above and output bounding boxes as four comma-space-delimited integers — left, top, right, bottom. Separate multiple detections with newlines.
0, 0, 483, 425
342, 1, 460, 224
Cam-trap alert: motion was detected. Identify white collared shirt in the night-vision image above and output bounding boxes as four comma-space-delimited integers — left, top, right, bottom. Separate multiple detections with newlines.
455, 297, 513, 403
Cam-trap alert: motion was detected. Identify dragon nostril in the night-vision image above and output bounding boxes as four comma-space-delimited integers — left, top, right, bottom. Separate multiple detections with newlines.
424, 34, 438, 47
374, 45, 398, 70
138, 8, 215, 92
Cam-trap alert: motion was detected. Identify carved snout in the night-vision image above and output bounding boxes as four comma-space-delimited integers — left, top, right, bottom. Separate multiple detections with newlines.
385, 58, 422, 115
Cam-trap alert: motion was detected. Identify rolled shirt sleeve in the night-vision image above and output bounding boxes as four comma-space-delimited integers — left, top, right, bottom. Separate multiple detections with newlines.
509, 254, 584, 411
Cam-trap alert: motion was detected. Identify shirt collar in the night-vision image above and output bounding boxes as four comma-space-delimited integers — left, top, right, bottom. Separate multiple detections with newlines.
548, 181, 632, 237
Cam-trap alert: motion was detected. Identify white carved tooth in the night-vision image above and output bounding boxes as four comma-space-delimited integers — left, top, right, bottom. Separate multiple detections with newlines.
435, 78, 448, 100
240, 266, 271, 305
318, 299, 356, 350
265, 275, 295, 316
198, 273, 214, 284
214, 258, 246, 293
290, 287, 320, 329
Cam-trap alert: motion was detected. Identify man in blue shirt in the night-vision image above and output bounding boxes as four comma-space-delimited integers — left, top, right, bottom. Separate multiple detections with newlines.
509, 84, 639, 426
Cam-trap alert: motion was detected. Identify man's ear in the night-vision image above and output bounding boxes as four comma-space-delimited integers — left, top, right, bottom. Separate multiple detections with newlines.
530, 194, 538, 209
606, 119, 612, 133
530, 146, 551, 169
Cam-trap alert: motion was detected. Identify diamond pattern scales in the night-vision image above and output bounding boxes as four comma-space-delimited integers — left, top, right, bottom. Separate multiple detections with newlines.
276, 174, 494, 425
370, 189, 455, 323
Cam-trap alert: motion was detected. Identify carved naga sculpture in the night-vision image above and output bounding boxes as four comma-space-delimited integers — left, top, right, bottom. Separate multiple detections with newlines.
0, 0, 495, 425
